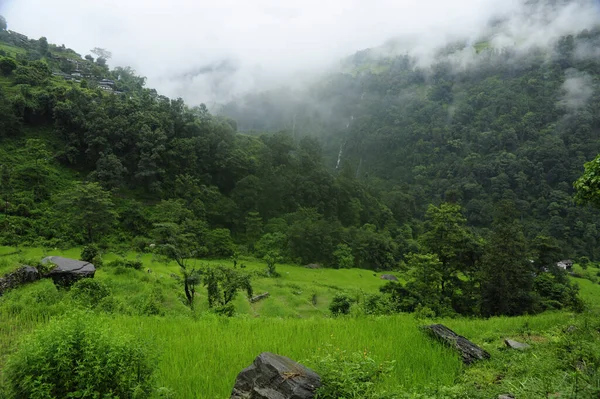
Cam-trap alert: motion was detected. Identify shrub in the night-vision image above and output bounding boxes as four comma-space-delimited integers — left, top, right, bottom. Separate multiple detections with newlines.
4, 313, 156, 398
361, 293, 394, 315
309, 345, 395, 399
329, 293, 355, 316
69, 278, 111, 308
80, 244, 103, 267
107, 258, 143, 270
0, 56, 17, 75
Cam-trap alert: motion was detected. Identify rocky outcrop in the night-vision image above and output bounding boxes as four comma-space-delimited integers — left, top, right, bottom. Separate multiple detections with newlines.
380, 274, 398, 281
423, 324, 490, 365
504, 339, 530, 350
0, 266, 40, 296
41, 256, 95, 288
230, 352, 321, 399
250, 292, 270, 303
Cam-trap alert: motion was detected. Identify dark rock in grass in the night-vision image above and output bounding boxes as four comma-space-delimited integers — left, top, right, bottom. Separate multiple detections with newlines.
565, 325, 578, 334
504, 339, 530, 350
423, 324, 490, 365
230, 352, 321, 399
250, 292, 270, 303
0, 265, 41, 296
380, 274, 398, 281
41, 256, 95, 288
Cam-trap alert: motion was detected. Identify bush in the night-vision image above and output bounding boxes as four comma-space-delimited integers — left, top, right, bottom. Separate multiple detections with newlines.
107, 258, 143, 270
80, 244, 100, 263
361, 293, 394, 315
309, 345, 395, 399
4, 313, 156, 398
0, 56, 17, 75
69, 278, 111, 308
329, 293, 355, 316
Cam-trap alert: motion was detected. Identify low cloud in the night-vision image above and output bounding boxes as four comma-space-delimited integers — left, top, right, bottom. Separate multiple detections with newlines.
558, 68, 595, 111
1, 0, 599, 105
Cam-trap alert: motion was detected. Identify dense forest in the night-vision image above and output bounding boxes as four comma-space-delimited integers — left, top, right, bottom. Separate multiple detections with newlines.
0, 14, 598, 317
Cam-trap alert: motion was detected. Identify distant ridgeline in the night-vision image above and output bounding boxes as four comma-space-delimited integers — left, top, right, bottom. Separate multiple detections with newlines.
0, 16, 600, 278
221, 27, 600, 260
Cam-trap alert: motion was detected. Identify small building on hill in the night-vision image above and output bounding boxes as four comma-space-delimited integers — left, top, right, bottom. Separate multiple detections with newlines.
556, 260, 573, 270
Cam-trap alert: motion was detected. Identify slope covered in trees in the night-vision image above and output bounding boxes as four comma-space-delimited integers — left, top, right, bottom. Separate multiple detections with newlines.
223, 28, 600, 260
0, 16, 593, 317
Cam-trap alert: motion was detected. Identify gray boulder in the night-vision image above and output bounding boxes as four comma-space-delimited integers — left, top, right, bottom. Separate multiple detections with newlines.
230, 352, 321, 399
504, 339, 530, 350
41, 256, 95, 287
423, 324, 490, 365
498, 395, 515, 399
380, 274, 398, 281
0, 265, 41, 296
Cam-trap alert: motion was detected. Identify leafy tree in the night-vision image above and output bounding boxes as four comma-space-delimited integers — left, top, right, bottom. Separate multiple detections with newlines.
333, 243, 354, 268
574, 154, 600, 208
420, 203, 482, 298
404, 253, 448, 315
153, 222, 202, 308
38, 36, 49, 55
56, 182, 117, 243
91, 152, 127, 190
0, 15, 6, 31
0, 57, 17, 75
264, 250, 281, 277
480, 203, 535, 316
203, 265, 252, 315
244, 211, 263, 250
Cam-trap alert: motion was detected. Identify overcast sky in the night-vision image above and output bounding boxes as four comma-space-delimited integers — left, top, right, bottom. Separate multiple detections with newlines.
1, 0, 598, 105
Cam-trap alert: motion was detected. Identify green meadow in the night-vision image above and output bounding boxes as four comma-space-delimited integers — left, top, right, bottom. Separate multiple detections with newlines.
1, 246, 600, 398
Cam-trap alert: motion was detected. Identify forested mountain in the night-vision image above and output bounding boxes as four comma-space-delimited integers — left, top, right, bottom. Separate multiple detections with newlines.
222, 27, 600, 260
0, 12, 596, 317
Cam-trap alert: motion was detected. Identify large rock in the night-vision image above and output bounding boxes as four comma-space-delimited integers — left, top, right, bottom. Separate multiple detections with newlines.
380, 274, 398, 281
230, 352, 321, 399
423, 324, 490, 365
0, 265, 40, 296
41, 256, 95, 288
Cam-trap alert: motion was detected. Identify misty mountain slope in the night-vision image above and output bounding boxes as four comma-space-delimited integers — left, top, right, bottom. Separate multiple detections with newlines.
222, 27, 600, 257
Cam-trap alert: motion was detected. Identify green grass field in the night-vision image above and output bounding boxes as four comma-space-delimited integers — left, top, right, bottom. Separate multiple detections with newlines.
1, 246, 600, 398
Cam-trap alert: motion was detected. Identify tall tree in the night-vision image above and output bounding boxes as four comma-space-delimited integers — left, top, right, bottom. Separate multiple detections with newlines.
420, 203, 482, 298
56, 182, 117, 243
480, 202, 534, 316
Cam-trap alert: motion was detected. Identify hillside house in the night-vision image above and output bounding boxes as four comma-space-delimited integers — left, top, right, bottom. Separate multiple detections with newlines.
556, 260, 573, 270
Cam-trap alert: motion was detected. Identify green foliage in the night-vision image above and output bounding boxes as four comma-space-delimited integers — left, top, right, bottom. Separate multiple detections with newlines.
329, 292, 355, 316
202, 264, 252, 315
333, 243, 354, 269
13, 61, 50, 85
575, 154, 600, 209
480, 202, 535, 316
263, 250, 281, 277
310, 346, 395, 399
4, 313, 156, 398
80, 244, 100, 263
0, 56, 16, 75
107, 258, 143, 270
205, 228, 234, 258
69, 278, 111, 308
55, 182, 117, 243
